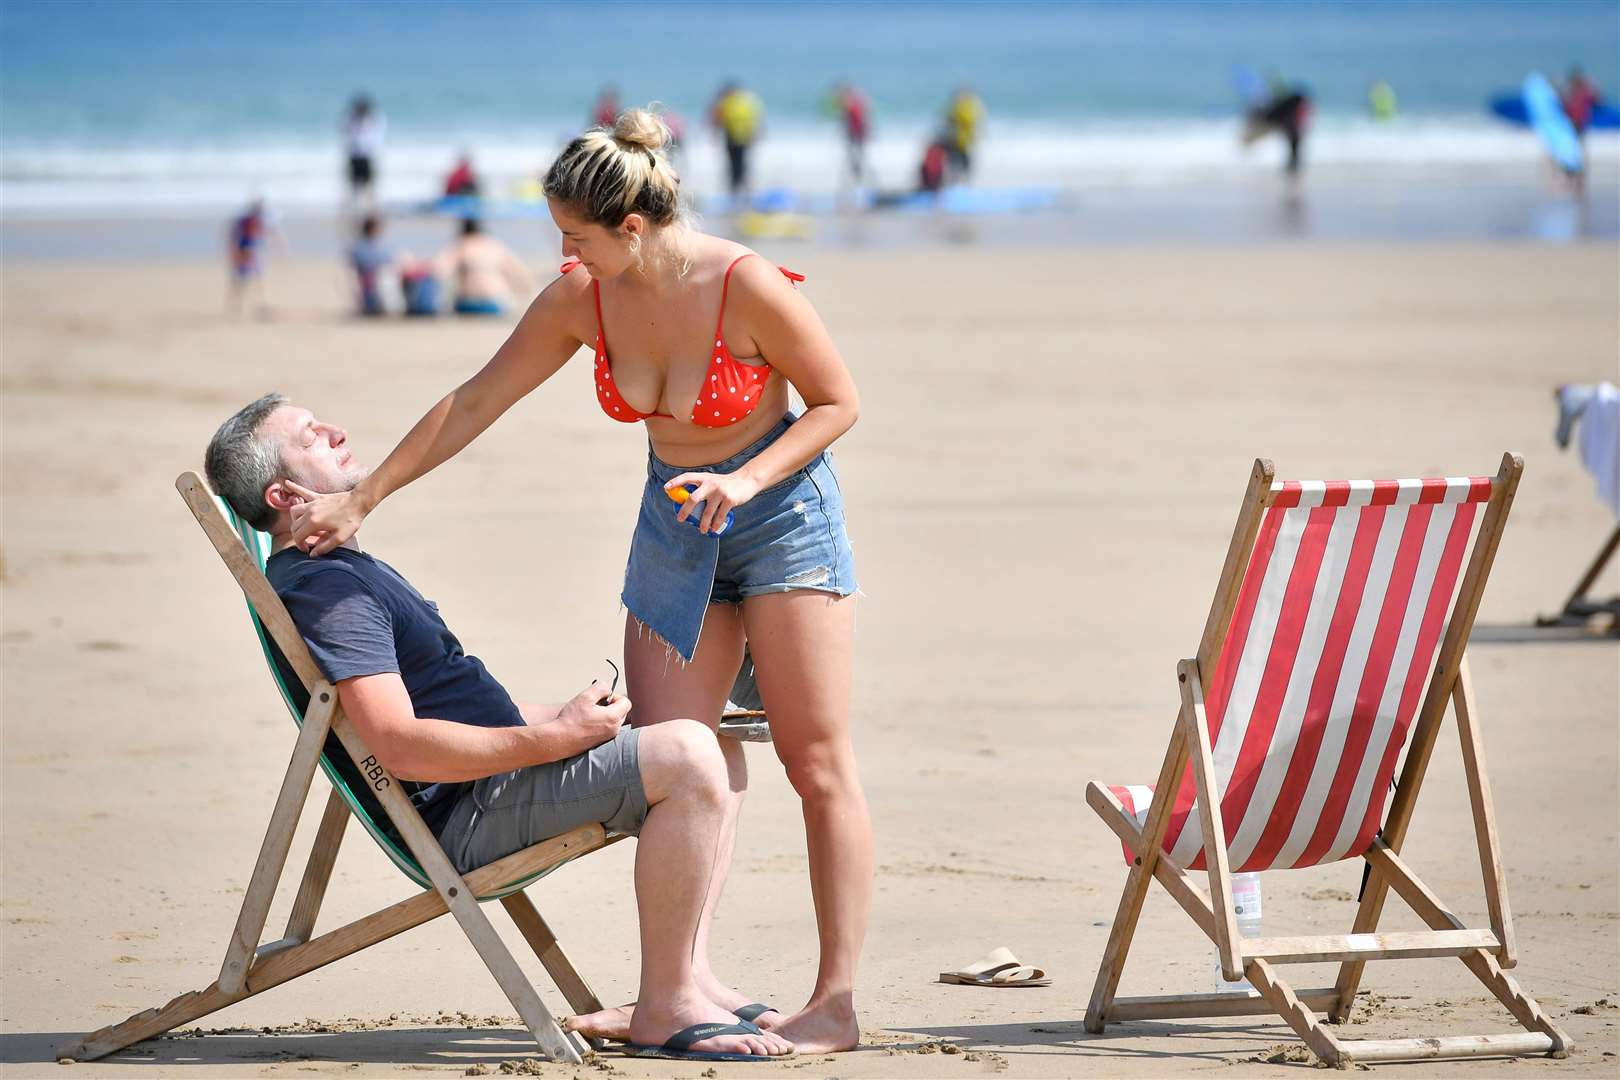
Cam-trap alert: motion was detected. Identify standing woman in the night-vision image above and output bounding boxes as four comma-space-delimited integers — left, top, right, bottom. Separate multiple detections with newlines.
290, 109, 870, 1055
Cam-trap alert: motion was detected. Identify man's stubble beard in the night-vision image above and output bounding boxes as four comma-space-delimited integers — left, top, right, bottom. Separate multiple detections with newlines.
287, 462, 370, 496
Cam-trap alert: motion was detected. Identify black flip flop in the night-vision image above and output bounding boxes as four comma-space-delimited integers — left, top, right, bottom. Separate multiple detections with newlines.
623, 1020, 780, 1062
734, 1003, 779, 1024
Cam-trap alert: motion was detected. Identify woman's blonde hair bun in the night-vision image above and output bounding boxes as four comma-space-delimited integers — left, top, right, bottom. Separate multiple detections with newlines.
612, 108, 670, 153
543, 104, 682, 228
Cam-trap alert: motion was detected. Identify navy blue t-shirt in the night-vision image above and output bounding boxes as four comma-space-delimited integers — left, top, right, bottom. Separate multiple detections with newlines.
265, 545, 524, 833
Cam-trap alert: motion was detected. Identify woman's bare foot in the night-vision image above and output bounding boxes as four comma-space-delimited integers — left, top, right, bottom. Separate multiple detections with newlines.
694, 973, 784, 1030
770, 994, 859, 1055
627, 992, 795, 1057
562, 1003, 634, 1042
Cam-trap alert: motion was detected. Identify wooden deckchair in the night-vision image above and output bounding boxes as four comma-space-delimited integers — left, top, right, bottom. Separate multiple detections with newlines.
68, 473, 625, 1064
1535, 523, 1620, 636
1083, 455, 1572, 1067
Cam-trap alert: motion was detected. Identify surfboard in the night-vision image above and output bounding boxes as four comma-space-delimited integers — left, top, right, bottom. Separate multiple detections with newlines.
1490, 88, 1620, 130
1521, 73, 1584, 173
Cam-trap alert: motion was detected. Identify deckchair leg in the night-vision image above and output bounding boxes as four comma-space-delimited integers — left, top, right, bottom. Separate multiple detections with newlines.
501, 891, 607, 1016
1088, 784, 1350, 1061
502, 891, 608, 1054
258, 788, 350, 959
70, 883, 455, 1060
324, 713, 582, 1064
1244, 959, 1348, 1065
1538, 522, 1620, 630
1177, 660, 1242, 981
1450, 657, 1516, 967
283, 788, 350, 944
1364, 841, 1570, 1055
219, 686, 337, 993
1084, 723, 1190, 1033
68, 826, 610, 1063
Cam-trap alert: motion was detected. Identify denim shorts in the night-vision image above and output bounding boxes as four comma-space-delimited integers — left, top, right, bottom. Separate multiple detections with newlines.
623, 413, 859, 662
435, 727, 648, 874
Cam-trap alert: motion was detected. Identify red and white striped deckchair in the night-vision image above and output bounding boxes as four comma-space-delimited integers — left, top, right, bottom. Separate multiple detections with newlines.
1084, 455, 1572, 1067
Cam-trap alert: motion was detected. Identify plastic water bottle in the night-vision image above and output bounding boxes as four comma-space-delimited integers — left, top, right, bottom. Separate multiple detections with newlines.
1215, 872, 1263, 993
666, 484, 733, 536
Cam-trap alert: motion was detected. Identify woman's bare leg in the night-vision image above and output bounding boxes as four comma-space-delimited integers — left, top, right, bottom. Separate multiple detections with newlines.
741, 590, 868, 1054
568, 604, 762, 1038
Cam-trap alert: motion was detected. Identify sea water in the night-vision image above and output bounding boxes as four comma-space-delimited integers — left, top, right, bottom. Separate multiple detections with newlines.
2, 0, 1616, 214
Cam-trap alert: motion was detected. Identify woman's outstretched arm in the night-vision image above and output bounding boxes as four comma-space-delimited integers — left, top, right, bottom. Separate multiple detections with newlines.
291, 273, 585, 554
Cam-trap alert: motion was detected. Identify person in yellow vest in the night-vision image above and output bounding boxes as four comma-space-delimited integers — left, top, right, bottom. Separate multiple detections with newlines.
943, 85, 984, 182
710, 81, 764, 196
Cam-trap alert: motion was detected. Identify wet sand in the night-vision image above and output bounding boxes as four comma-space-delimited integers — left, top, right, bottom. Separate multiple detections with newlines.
2, 242, 1617, 1077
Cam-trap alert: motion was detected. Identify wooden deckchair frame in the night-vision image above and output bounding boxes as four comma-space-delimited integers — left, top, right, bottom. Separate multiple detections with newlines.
1535, 522, 1620, 635
68, 473, 627, 1064
1082, 454, 1573, 1066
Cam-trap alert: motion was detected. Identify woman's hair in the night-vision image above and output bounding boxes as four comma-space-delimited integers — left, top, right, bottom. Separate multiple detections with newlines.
543, 107, 681, 228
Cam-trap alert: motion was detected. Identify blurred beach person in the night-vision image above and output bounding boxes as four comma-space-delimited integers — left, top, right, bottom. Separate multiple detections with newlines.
288, 108, 869, 1055
1367, 79, 1398, 120
710, 81, 764, 197
823, 81, 871, 186
593, 84, 622, 130
942, 85, 984, 182
1562, 68, 1601, 140
918, 136, 949, 193
433, 217, 534, 316
225, 198, 282, 317
443, 153, 482, 198
400, 260, 442, 317
1242, 82, 1313, 177
343, 94, 386, 211
349, 215, 397, 317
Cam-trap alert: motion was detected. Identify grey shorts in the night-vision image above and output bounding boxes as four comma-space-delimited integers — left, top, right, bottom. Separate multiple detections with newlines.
436, 727, 648, 874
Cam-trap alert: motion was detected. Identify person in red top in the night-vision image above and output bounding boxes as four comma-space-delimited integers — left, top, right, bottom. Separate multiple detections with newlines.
592, 84, 621, 130
442, 153, 480, 198
288, 108, 868, 1058
1563, 68, 1601, 136
825, 81, 871, 185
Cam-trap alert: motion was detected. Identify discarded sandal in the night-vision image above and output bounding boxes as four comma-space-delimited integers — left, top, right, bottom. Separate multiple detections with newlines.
939, 946, 1052, 987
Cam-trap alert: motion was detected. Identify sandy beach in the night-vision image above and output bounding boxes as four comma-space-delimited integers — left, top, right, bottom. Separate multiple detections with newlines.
2, 240, 1617, 1078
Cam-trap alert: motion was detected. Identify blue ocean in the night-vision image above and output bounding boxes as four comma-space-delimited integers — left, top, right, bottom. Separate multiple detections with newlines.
1, 0, 1617, 211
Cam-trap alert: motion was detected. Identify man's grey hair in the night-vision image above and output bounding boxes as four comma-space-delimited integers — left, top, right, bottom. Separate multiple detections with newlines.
205, 392, 288, 532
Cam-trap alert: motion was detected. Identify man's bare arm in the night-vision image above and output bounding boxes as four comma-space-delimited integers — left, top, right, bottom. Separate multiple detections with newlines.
336, 673, 628, 782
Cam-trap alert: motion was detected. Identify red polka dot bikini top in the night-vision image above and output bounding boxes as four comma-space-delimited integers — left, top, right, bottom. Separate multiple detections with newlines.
561, 254, 804, 427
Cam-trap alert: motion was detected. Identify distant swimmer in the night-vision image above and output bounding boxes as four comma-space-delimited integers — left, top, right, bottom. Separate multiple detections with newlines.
918, 137, 948, 193
443, 153, 481, 198
1242, 81, 1313, 177
1368, 79, 1398, 121
1562, 68, 1602, 139
433, 217, 534, 316
824, 81, 872, 186
343, 94, 385, 212
592, 84, 621, 130
943, 85, 985, 182
710, 80, 763, 196
226, 198, 283, 318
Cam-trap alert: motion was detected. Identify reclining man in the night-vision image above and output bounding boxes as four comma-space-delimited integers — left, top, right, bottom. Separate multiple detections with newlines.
204, 393, 791, 1062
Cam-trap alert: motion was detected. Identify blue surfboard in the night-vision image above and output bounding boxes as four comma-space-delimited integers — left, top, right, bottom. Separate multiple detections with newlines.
1521, 73, 1583, 173
1491, 92, 1620, 129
